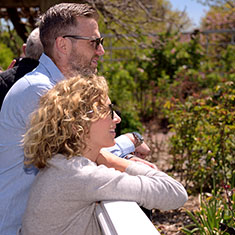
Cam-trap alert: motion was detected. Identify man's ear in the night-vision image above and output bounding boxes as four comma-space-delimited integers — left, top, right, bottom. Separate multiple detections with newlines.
55, 36, 69, 55
22, 43, 27, 57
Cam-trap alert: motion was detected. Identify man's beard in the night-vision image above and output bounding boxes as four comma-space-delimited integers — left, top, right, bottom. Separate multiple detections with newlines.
67, 50, 97, 77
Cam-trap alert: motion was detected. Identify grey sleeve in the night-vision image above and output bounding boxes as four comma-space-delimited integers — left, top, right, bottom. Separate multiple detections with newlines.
126, 163, 188, 210
76, 162, 188, 211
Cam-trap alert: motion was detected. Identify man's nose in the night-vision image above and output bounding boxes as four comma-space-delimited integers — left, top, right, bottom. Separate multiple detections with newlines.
96, 44, 105, 56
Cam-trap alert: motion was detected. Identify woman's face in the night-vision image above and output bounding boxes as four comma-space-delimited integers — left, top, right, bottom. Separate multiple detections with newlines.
88, 98, 121, 150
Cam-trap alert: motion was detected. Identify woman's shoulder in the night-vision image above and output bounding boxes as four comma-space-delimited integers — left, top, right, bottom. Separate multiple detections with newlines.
49, 154, 97, 171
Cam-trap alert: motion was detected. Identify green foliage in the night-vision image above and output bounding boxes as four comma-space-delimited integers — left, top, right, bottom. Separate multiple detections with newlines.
145, 32, 205, 83
218, 45, 235, 73
182, 187, 235, 234
102, 30, 234, 139
101, 62, 143, 133
167, 81, 235, 193
0, 42, 14, 70
0, 29, 23, 56
102, 30, 213, 122
133, 31, 207, 121
0, 25, 23, 69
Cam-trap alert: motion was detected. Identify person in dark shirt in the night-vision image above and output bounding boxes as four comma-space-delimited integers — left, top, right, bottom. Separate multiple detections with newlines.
0, 28, 43, 110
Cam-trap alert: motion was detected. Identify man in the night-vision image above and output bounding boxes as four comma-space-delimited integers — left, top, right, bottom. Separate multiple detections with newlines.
0, 3, 151, 234
0, 28, 43, 110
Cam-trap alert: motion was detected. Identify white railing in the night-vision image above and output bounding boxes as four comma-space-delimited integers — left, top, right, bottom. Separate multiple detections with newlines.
96, 201, 160, 235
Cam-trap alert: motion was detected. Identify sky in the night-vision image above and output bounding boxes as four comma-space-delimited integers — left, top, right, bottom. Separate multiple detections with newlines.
169, 0, 209, 28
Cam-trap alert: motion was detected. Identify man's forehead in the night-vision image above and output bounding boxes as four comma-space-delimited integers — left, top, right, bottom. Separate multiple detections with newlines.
75, 18, 100, 37
76, 17, 98, 29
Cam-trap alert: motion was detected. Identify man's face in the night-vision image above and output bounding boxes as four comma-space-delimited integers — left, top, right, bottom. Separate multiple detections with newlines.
67, 17, 105, 74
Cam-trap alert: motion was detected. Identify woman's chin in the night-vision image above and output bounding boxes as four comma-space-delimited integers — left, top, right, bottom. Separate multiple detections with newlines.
102, 141, 116, 148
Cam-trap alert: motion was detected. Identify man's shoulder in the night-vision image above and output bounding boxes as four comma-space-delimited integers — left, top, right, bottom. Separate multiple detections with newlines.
20, 65, 53, 87
3, 68, 53, 106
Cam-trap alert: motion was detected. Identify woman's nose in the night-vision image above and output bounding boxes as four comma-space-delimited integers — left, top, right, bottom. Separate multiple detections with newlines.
113, 111, 121, 124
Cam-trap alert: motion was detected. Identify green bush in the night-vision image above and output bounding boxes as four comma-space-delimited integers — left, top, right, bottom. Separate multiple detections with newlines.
102, 62, 144, 133
167, 81, 235, 193
133, 31, 207, 121
145, 32, 204, 82
0, 42, 14, 70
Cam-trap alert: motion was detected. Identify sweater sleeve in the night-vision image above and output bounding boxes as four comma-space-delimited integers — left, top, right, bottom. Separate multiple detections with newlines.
125, 163, 188, 210
70, 161, 188, 211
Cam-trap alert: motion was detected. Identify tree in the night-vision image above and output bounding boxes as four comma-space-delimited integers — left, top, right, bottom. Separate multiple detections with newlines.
201, 1, 234, 29
199, 1, 235, 56
197, 0, 234, 8
0, 0, 192, 50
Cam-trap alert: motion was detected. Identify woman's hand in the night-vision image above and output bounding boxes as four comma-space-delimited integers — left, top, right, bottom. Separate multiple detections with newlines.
129, 156, 158, 170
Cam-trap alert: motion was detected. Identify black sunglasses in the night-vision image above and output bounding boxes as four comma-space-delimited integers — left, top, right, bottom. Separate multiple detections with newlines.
62, 35, 104, 49
109, 104, 115, 119
86, 104, 115, 119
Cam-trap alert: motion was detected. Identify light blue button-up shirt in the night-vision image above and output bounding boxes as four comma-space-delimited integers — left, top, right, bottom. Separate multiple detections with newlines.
0, 53, 134, 235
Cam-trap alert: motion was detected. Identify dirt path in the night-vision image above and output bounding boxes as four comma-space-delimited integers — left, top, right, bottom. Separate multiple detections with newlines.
152, 195, 200, 234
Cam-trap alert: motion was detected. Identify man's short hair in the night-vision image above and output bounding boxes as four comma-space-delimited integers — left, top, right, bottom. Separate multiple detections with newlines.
39, 3, 99, 57
25, 28, 43, 60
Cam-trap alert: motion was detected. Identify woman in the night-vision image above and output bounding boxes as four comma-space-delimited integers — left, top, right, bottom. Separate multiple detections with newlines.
21, 74, 188, 235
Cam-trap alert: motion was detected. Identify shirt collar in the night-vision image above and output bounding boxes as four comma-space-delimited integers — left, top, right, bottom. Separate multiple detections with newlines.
39, 53, 65, 84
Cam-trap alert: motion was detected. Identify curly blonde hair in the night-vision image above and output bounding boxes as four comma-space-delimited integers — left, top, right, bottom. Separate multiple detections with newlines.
23, 74, 109, 169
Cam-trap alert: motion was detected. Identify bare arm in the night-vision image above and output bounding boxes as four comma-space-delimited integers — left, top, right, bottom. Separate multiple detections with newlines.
97, 149, 132, 172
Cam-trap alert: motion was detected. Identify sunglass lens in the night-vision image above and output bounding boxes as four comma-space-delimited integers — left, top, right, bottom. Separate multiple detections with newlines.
109, 104, 114, 119
111, 110, 114, 119
95, 38, 104, 49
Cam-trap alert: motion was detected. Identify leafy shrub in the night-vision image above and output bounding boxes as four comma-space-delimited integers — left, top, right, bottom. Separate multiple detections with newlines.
0, 42, 14, 70
102, 62, 144, 133
145, 32, 204, 83
134, 31, 207, 121
167, 81, 235, 193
